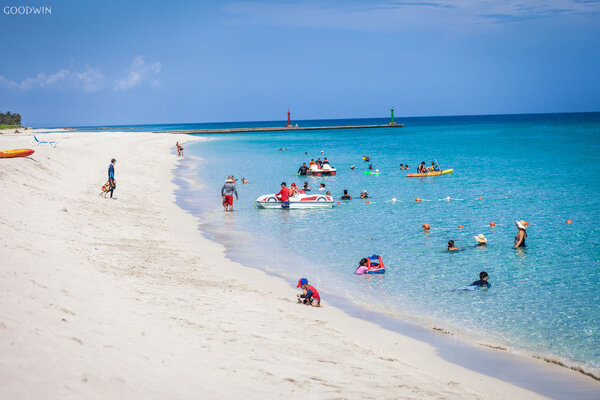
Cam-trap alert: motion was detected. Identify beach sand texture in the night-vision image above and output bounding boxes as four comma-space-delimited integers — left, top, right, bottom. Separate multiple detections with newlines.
0, 131, 549, 399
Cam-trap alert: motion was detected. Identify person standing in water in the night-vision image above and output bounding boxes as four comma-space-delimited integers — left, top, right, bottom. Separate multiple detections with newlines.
275, 182, 290, 209
514, 220, 528, 248
105, 158, 116, 199
175, 141, 183, 157
221, 175, 238, 212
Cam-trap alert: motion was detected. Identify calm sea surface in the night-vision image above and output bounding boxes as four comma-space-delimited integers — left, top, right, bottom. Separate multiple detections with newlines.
81, 113, 600, 376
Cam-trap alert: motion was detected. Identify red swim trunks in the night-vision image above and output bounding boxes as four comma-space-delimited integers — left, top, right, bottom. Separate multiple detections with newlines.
223, 195, 233, 206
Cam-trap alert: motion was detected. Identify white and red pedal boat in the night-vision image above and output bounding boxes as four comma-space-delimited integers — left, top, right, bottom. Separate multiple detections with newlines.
307, 164, 337, 176
255, 193, 334, 209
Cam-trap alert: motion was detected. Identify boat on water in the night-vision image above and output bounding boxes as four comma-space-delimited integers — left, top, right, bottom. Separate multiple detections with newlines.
406, 168, 453, 178
255, 193, 334, 209
307, 163, 336, 176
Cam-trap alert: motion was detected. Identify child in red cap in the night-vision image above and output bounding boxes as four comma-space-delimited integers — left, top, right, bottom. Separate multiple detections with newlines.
296, 278, 321, 307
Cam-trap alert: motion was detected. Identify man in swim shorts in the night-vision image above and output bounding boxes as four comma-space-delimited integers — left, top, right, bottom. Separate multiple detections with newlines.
296, 278, 321, 306
275, 182, 290, 208
221, 175, 238, 212
469, 271, 491, 288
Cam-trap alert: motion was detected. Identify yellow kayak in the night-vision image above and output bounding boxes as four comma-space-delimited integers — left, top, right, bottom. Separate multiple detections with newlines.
0, 149, 35, 158
406, 169, 453, 178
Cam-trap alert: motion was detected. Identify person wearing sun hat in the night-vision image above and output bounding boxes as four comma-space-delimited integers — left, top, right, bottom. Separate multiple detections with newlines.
514, 220, 528, 248
474, 234, 488, 247
296, 278, 321, 307
221, 175, 238, 212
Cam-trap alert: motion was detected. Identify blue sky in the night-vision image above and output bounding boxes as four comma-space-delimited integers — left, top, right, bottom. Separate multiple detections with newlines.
1, 0, 599, 126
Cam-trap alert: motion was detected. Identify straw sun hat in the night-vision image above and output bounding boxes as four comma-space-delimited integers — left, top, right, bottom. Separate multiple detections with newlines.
474, 234, 488, 244
515, 220, 527, 230
225, 175, 235, 182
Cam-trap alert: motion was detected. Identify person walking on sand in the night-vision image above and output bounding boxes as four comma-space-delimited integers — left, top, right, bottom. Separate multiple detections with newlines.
176, 141, 183, 157
514, 220, 528, 248
296, 278, 321, 307
221, 175, 238, 212
104, 158, 116, 199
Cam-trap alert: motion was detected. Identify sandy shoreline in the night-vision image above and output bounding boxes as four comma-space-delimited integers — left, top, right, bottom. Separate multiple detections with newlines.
0, 131, 596, 399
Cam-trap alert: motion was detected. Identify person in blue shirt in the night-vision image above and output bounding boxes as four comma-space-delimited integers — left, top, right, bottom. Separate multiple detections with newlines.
105, 158, 116, 198
470, 271, 491, 288
429, 161, 440, 172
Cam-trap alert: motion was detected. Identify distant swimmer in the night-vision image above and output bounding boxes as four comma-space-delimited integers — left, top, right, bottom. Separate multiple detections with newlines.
364, 156, 370, 162
360, 190, 369, 199
319, 183, 326, 191
474, 234, 487, 247
325, 191, 331, 196
297, 162, 309, 176
340, 189, 352, 200
470, 271, 491, 288
296, 278, 321, 307
368, 163, 374, 170
447, 240, 463, 252
404, 165, 409, 170
241, 177, 249, 184
514, 220, 528, 248
350, 165, 355, 170
303, 181, 311, 192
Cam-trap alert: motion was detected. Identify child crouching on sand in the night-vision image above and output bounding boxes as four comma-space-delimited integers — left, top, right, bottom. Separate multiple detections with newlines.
296, 278, 321, 307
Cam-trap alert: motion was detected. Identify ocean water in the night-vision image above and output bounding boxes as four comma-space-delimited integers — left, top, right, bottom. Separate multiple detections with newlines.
83, 113, 600, 377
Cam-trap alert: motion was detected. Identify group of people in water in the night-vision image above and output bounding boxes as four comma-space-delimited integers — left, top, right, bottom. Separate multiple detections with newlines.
447, 220, 528, 253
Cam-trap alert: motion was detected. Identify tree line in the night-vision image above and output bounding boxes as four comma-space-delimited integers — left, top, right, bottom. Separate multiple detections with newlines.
0, 111, 22, 126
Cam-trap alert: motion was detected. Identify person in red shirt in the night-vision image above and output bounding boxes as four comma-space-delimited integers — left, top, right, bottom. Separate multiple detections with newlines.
275, 182, 290, 209
296, 278, 321, 307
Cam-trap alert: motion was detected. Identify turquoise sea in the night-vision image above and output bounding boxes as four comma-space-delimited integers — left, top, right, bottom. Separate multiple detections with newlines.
79, 113, 600, 377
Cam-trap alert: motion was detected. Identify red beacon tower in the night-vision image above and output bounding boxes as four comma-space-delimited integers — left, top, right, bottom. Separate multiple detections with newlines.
286, 109, 292, 127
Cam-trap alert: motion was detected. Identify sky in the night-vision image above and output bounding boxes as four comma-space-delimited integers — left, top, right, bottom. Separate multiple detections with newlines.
0, 0, 599, 127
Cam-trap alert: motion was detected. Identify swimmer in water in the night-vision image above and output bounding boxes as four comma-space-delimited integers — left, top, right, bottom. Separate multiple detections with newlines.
514, 220, 527, 248
241, 177, 249, 184
447, 240, 463, 252
350, 165, 355, 170
340, 189, 352, 200
355, 258, 369, 275
303, 181, 311, 192
474, 234, 487, 247
319, 183, 326, 191
360, 190, 369, 199
469, 271, 491, 288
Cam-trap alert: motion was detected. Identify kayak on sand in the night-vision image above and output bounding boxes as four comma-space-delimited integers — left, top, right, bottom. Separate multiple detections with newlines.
406, 169, 453, 178
0, 149, 35, 159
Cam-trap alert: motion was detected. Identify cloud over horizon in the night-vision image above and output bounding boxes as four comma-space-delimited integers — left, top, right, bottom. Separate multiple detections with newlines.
0, 56, 161, 93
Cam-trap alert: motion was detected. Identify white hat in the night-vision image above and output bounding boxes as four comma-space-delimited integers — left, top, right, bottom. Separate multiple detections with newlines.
474, 234, 487, 243
515, 220, 527, 230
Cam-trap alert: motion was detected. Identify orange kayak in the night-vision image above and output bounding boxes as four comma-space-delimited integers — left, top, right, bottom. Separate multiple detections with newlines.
406, 168, 453, 178
0, 149, 35, 158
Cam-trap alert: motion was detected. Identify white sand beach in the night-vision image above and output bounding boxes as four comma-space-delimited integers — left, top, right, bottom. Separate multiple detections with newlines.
0, 130, 579, 399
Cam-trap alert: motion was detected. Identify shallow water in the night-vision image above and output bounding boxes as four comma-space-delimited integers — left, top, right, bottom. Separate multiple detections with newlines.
174, 113, 600, 377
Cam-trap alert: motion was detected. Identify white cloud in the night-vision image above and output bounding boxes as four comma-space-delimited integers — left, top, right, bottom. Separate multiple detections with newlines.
115, 55, 161, 91
0, 56, 161, 93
